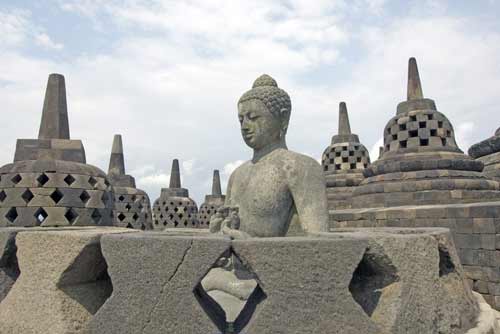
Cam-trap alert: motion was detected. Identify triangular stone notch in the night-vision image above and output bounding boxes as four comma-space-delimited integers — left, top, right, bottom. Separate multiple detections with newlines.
0, 233, 20, 302
349, 248, 401, 332
193, 248, 266, 333
57, 241, 113, 314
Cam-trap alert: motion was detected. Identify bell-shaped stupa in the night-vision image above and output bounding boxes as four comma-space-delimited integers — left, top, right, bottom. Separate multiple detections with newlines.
197, 170, 225, 227
0, 74, 114, 227
107, 134, 153, 230
469, 128, 500, 182
351, 58, 500, 208
321, 102, 370, 209
152, 159, 199, 229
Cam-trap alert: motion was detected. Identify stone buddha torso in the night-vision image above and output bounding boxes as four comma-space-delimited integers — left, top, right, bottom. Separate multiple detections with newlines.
226, 148, 327, 237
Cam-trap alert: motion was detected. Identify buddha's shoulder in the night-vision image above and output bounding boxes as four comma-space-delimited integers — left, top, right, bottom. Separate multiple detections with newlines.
272, 149, 322, 170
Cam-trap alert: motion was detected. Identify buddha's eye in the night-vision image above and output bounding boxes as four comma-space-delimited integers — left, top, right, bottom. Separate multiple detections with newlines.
248, 113, 259, 120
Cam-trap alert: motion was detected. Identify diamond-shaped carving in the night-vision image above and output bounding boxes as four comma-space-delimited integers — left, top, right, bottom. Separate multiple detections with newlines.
0, 190, 6, 202
91, 209, 102, 224
11, 174, 22, 185
50, 189, 64, 204
37, 173, 49, 186
21, 189, 34, 204
64, 174, 76, 186
34, 208, 48, 225
5, 208, 18, 223
80, 190, 90, 204
88, 176, 98, 188
194, 250, 266, 333
65, 208, 79, 224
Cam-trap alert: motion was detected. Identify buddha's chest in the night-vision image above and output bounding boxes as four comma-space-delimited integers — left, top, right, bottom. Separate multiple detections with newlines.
230, 164, 292, 215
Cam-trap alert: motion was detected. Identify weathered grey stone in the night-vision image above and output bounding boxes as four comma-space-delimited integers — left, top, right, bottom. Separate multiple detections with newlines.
0, 74, 115, 227
322, 102, 370, 210
84, 231, 230, 334
152, 159, 199, 229
0, 227, 132, 334
198, 170, 225, 228
217, 74, 328, 237
107, 134, 153, 230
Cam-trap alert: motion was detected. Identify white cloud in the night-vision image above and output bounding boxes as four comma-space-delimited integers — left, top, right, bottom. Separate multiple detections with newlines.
35, 33, 64, 50
137, 173, 170, 187
369, 138, 384, 162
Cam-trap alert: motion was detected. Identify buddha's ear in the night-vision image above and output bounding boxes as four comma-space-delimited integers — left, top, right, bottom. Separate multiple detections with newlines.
280, 108, 290, 136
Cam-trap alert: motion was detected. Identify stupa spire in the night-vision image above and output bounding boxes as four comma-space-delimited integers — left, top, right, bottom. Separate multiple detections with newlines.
407, 57, 424, 101
212, 170, 222, 196
108, 134, 125, 175
169, 159, 181, 188
38, 73, 70, 140
338, 102, 351, 135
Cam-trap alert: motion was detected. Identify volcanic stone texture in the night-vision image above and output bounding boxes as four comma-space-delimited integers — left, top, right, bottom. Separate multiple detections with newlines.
82, 228, 479, 334
469, 129, 500, 182
112, 187, 152, 230
0, 227, 132, 334
322, 102, 370, 210
330, 202, 500, 310
152, 160, 199, 229
198, 170, 225, 228
0, 160, 114, 227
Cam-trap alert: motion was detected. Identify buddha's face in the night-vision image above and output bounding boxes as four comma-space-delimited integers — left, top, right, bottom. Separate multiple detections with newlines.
238, 99, 282, 150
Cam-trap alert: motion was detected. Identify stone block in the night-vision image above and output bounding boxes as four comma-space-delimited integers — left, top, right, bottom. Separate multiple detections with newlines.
473, 218, 496, 234
85, 232, 232, 334
481, 234, 496, 250
0, 227, 132, 334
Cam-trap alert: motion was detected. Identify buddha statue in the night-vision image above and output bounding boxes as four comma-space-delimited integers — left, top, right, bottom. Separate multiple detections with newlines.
210, 74, 329, 238
202, 75, 329, 325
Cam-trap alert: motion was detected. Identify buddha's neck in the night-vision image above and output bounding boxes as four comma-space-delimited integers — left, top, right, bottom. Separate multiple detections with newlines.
252, 137, 287, 163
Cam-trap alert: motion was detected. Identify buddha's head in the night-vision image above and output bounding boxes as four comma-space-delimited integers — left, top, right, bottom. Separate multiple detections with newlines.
237, 75, 291, 150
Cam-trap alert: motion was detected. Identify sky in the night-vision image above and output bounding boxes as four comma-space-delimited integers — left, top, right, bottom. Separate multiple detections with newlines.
1, 0, 500, 205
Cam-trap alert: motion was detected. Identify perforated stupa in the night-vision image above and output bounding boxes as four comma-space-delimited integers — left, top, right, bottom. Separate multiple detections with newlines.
152, 159, 199, 229
107, 134, 153, 230
0, 74, 114, 227
322, 102, 370, 209
469, 128, 500, 182
197, 170, 225, 227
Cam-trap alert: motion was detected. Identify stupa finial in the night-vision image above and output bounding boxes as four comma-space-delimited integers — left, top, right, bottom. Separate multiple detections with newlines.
407, 57, 424, 101
338, 102, 351, 135
169, 159, 181, 188
38, 73, 70, 140
212, 170, 222, 196
108, 134, 125, 175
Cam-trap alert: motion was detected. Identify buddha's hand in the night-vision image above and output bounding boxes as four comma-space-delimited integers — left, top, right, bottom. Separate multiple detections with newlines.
209, 206, 229, 233
221, 207, 250, 239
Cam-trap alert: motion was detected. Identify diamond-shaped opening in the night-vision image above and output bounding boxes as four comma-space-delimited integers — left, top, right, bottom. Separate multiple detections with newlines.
0, 190, 6, 202
21, 189, 34, 204
194, 249, 266, 333
132, 213, 139, 221
80, 190, 90, 204
88, 176, 98, 188
34, 208, 48, 225
349, 249, 401, 332
65, 208, 79, 224
37, 173, 50, 186
118, 213, 126, 221
126, 223, 133, 229
64, 174, 76, 186
0, 233, 20, 302
5, 208, 18, 223
125, 203, 132, 211
50, 189, 64, 204
11, 174, 22, 185
57, 241, 113, 314
91, 209, 102, 224
118, 195, 125, 202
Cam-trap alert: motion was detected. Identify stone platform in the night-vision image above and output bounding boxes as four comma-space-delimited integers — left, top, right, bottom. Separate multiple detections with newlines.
0, 227, 495, 333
